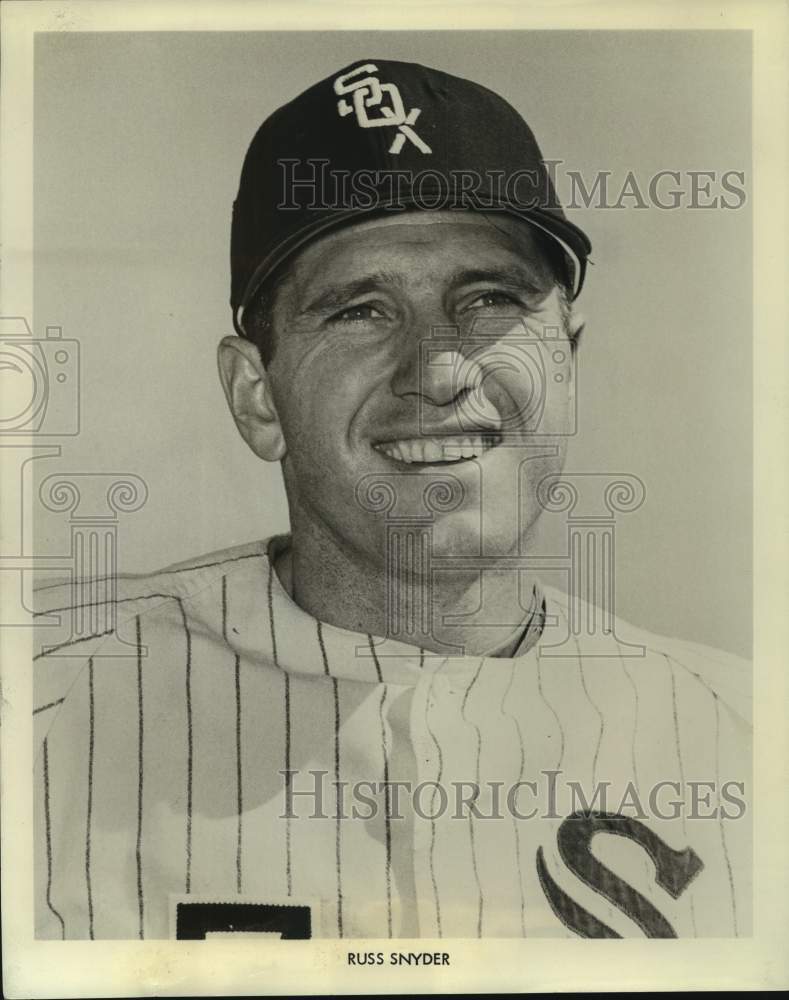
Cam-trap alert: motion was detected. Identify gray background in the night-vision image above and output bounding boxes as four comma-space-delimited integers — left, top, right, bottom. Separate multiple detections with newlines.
33, 30, 752, 656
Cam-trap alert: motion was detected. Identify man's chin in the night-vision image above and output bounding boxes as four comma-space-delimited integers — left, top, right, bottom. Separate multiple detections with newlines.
430, 509, 506, 559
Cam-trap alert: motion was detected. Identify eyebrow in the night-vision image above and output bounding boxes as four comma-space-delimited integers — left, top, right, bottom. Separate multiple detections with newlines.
298, 271, 406, 317
446, 266, 548, 296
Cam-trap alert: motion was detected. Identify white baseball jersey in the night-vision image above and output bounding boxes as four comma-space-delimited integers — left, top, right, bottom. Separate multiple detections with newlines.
33, 536, 751, 940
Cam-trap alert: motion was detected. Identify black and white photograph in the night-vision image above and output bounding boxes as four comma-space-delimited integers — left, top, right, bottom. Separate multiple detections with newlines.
1, 1, 787, 995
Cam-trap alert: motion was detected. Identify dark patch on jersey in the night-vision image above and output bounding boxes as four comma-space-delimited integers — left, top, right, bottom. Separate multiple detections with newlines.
175, 901, 312, 939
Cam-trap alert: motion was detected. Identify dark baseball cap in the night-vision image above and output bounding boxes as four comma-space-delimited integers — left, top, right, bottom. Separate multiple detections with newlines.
231, 58, 592, 334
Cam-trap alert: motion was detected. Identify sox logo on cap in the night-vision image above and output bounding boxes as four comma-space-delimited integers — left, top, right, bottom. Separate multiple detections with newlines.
333, 63, 432, 155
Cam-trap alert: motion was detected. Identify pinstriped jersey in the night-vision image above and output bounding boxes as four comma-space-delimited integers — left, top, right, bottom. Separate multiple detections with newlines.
33, 536, 752, 940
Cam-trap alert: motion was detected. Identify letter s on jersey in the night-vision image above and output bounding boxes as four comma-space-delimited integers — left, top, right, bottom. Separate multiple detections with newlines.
536, 810, 704, 938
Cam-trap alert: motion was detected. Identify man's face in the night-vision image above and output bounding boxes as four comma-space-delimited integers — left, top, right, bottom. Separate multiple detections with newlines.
262, 210, 580, 562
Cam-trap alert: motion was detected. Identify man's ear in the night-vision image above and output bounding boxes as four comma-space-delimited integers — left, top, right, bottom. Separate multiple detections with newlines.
568, 309, 585, 352
217, 335, 286, 462
566, 310, 585, 408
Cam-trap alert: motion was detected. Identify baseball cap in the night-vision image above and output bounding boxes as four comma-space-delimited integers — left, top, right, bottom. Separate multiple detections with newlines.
231, 58, 592, 334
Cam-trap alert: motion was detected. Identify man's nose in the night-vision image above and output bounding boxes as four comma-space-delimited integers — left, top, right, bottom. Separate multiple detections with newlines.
390, 319, 481, 408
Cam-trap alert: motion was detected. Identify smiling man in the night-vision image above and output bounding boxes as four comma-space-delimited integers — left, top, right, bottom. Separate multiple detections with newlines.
220, 209, 581, 657
34, 59, 751, 941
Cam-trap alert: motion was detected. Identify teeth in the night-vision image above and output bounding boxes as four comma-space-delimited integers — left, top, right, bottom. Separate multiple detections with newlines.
423, 440, 442, 463
375, 434, 501, 464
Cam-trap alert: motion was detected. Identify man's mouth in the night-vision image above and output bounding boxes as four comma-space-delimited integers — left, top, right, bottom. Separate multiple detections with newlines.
373, 433, 502, 465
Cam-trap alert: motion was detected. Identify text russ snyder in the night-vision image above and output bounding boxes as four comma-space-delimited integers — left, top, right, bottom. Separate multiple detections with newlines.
348, 951, 451, 966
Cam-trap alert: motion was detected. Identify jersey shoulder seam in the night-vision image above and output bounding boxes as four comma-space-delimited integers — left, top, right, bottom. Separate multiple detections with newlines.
33, 546, 271, 753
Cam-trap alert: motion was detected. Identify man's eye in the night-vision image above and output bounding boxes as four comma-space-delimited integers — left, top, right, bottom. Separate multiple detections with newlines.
466, 290, 522, 310
330, 303, 385, 323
